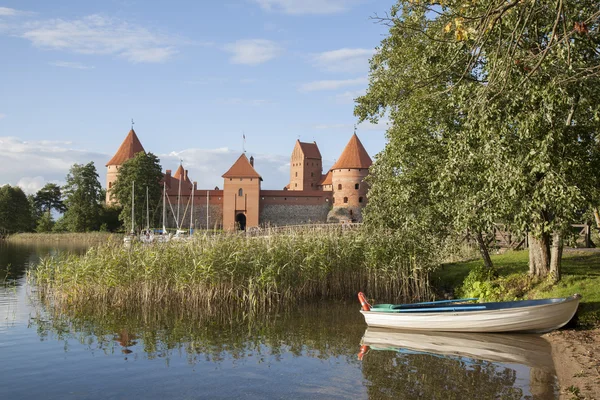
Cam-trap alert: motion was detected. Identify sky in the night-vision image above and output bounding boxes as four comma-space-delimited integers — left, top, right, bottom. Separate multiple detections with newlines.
0, 0, 395, 193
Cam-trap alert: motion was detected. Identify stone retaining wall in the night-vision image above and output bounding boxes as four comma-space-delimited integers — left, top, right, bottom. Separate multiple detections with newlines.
260, 204, 330, 226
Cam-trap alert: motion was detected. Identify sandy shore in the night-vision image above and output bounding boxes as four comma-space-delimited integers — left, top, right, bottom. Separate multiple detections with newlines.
545, 329, 600, 399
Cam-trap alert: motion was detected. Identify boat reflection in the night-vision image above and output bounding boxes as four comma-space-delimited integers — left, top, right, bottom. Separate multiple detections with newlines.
361, 327, 555, 371
359, 328, 557, 399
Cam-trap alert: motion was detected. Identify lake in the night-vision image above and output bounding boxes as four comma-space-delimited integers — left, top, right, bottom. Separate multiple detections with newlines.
0, 241, 558, 399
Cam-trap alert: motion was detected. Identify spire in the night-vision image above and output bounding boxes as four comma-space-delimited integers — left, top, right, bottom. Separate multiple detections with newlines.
106, 128, 145, 166
331, 133, 372, 170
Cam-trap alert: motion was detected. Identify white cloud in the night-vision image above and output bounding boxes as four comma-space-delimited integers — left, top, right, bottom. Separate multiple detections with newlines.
50, 61, 95, 70
0, 7, 20, 16
313, 48, 373, 73
161, 148, 289, 190
0, 137, 109, 195
252, 0, 360, 15
334, 89, 364, 104
19, 14, 181, 63
0, 136, 291, 194
299, 77, 367, 92
224, 39, 282, 66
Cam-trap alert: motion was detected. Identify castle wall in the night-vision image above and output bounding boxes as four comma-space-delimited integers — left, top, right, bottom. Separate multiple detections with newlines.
259, 190, 332, 225
259, 204, 331, 225
162, 190, 223, 230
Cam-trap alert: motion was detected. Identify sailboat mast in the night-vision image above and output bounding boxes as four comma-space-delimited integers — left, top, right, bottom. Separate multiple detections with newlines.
131, 181, 135, 234
146, 186, 149, 231
206, 190, 209, 230
162, 181, 167, 233
176, 161, 182, 229
190, 182, 194, 235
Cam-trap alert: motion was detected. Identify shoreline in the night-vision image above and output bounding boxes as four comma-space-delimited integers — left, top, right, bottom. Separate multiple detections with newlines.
545, 328, 600, 399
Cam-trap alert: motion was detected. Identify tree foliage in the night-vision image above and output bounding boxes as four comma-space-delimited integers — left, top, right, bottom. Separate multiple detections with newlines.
34, 183, 66, 216
111, 152, 163, 232
62, 162, 103, 232
356, 0, 600, 278
0, 185, 33, 234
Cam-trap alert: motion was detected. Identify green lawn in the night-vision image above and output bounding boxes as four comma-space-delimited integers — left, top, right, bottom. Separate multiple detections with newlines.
433, 250, 600, 328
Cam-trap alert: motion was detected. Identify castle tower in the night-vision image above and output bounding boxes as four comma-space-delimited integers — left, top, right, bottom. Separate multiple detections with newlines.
288, 140, 322, 191
105, 128, 145, 205
222, 154, 262, 231
329, 133, 372, 222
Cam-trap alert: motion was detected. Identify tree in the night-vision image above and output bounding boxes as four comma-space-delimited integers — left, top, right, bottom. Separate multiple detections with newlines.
111, 152, 163, 232
356, 1, 600, 279
62, 162, 103, 232
0, 185, 33, 233
34, 183, 66, 216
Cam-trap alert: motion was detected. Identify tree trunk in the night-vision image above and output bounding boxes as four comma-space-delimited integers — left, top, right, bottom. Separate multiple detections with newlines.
593, 208, 600, 229
528, 232, 550, 277
475, 231, 493, 269
549, 231, 563, 282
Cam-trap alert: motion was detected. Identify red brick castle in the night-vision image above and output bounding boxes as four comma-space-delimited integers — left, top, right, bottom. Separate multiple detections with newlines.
105, 129, 372, 231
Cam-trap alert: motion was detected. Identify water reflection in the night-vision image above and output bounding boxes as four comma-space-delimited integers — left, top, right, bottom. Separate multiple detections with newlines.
0, 242, 561, 399
360, 328, 558, 399
0, 240, 88, 282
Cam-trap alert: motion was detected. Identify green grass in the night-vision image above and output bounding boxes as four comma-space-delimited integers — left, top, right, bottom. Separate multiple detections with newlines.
434, 249, 600, 328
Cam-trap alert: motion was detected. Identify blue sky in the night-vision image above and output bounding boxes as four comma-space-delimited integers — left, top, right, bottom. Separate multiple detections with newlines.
0, 0, 394, 193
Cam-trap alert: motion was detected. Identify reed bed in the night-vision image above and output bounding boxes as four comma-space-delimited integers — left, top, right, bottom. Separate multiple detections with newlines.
31, 227, 439, 311
7, 232, 116, 244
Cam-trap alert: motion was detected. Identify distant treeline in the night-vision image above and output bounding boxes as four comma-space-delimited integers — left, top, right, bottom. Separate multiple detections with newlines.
0, 162, 121, 235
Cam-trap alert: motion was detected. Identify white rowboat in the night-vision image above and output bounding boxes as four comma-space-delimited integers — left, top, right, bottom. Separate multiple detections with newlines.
358, 293, 581, 333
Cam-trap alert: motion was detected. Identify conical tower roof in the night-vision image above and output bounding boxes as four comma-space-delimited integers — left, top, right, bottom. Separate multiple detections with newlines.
106, 129, 145, 166
331, 133, 372, 170
173, 164, 191, 182
222, 154, 262, 180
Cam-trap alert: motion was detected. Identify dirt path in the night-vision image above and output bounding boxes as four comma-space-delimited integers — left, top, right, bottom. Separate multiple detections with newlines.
545, 329, 600, 399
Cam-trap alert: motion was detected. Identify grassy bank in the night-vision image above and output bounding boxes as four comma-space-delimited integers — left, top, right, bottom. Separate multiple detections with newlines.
433, 250, 600, 328
6, 232, 116, 244
31, 228, 437, 311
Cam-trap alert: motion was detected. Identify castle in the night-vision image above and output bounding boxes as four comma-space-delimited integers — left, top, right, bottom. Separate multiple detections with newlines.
105, 129, 372, 231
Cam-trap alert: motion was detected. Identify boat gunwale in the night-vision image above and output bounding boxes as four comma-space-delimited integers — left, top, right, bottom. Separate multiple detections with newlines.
364, 294, 581, 314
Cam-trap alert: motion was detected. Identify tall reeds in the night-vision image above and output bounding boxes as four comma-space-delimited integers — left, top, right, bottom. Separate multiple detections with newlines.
7, 232, 115, 244
31, 227, 439, 311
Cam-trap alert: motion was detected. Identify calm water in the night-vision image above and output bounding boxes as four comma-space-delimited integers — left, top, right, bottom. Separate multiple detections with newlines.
0, 242, 558, 399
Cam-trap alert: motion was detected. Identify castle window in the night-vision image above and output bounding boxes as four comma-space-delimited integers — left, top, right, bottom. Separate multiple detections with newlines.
295, 183, 297, 187
295, 172, 298, 177
359, 197, 363, 203
229, 178, 232, 181
240, 178, 243, 181
310, 183, 313, 187
238, 188, 243, 197
355, 183, 359, 190
348, 169, 351, 171
333, 197, 335, 203
311, 172, 314, 177
109, 182, 112, 189
284, 198, 287, 200
349, 210, 353, 216
338, 184, 342, 190
344, 197, 348, 203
